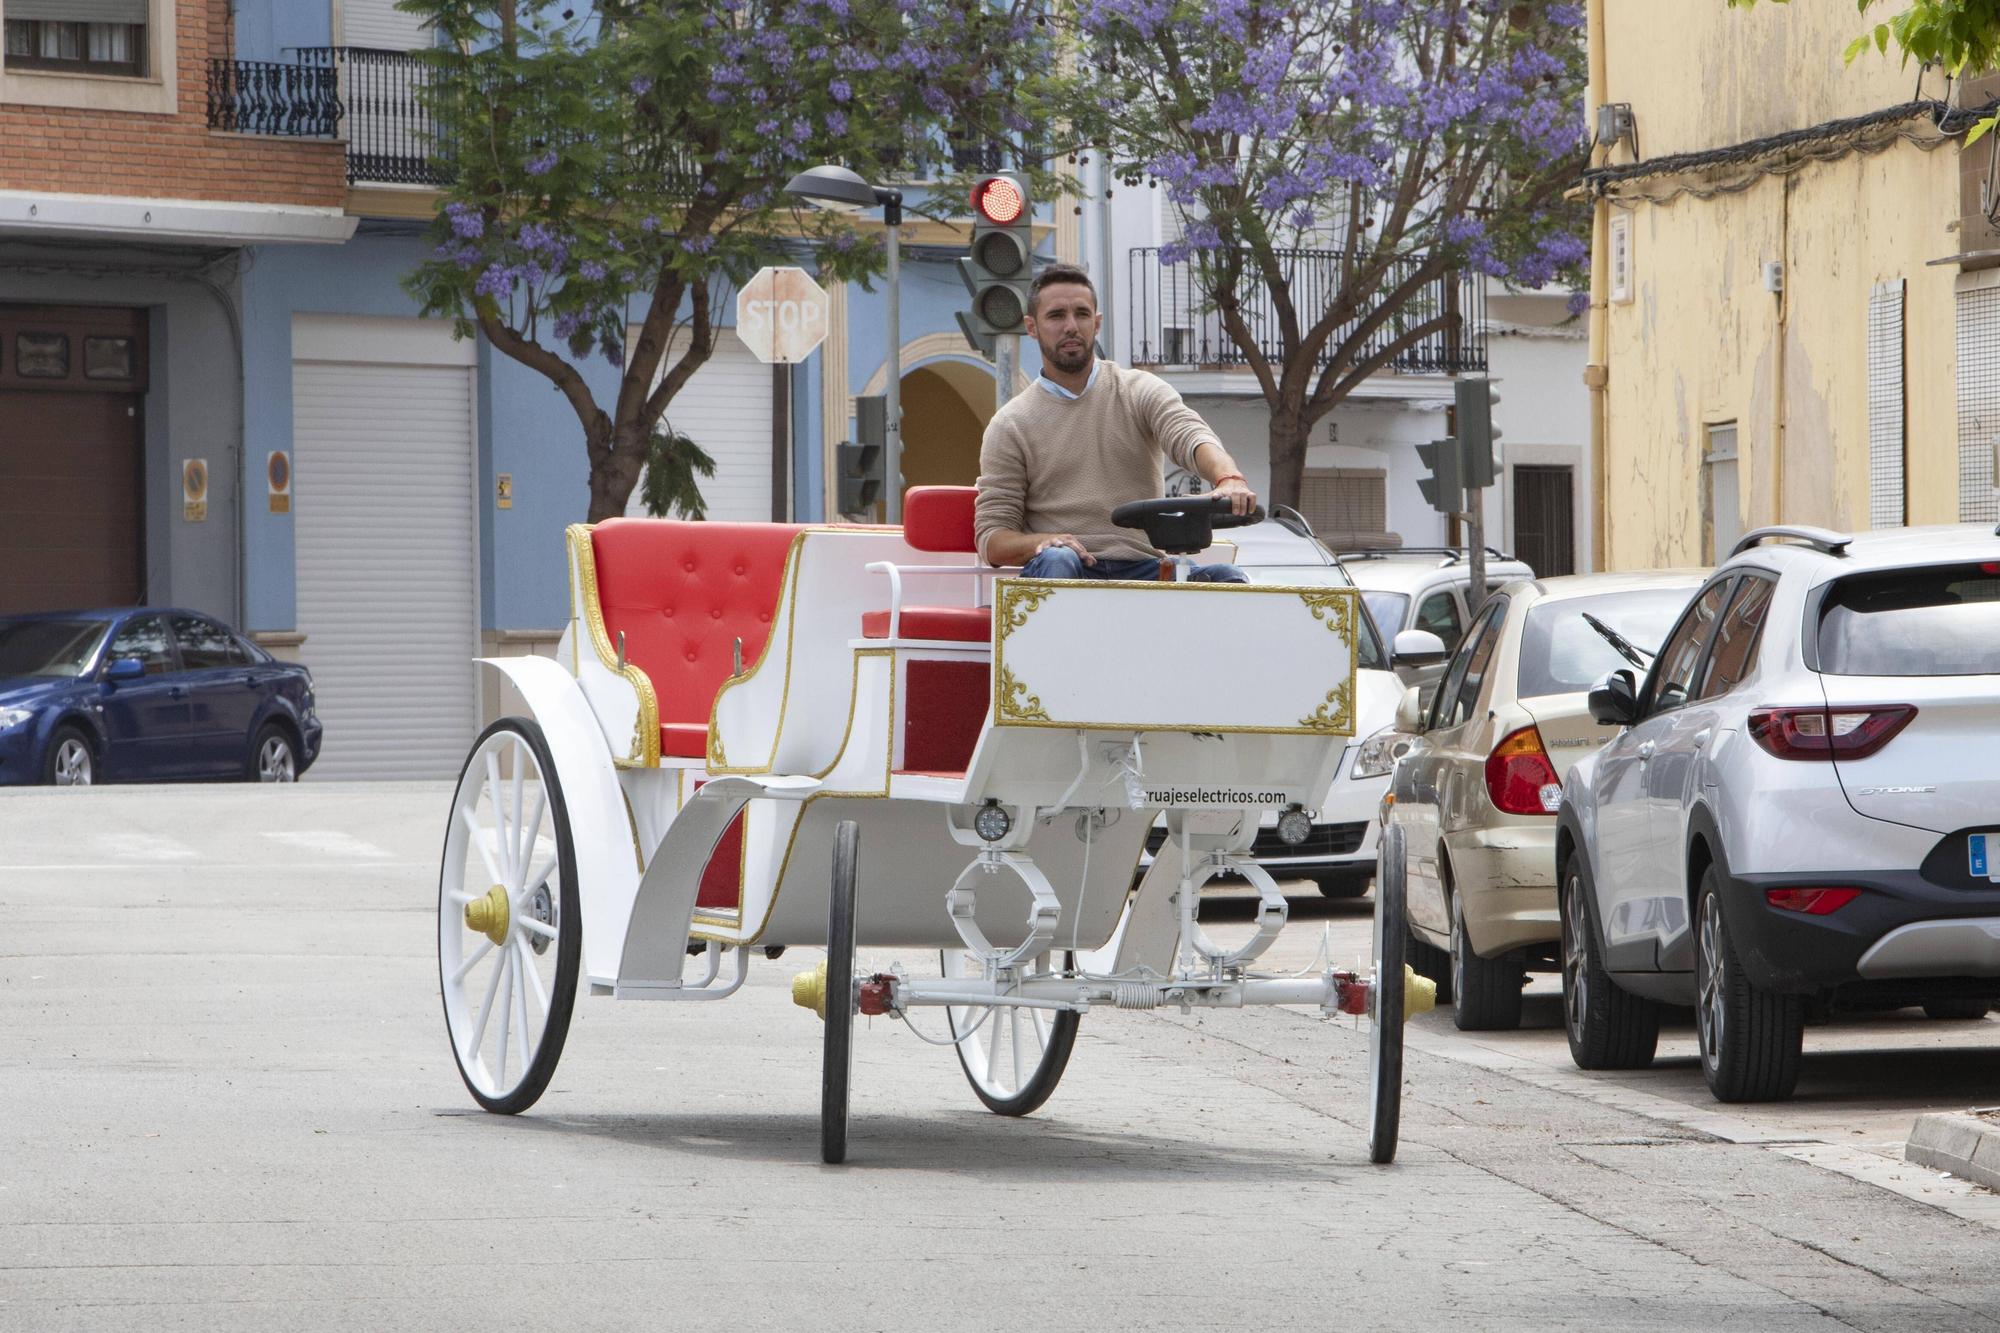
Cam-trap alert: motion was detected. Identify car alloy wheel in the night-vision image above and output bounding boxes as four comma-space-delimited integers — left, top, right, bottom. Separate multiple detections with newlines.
258, 734, 297, 782
1562, 869, 1590, 1041
1697, 892, 1726, 1078
52, 736, 93, 786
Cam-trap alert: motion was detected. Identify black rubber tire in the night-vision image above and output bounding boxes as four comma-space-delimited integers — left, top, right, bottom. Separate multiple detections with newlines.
1408, 931, 1454, 1007
439, 717, 581, 1117
1311, 868, 1373, 899
42, 724, 94, 785
1560, 853, 1659, 1071
945, 952, 1081, 1117
1922, 997, 1992, 1021
821, 820, 860, 1165
1369, 825, 1408, 1165
1451, 888, 1524, 1031
1695, 866, 1803, 1102
247, 721, 297, 782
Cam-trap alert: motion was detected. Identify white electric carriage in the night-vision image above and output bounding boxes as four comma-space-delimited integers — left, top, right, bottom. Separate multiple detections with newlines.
437, 486, 1430, 1163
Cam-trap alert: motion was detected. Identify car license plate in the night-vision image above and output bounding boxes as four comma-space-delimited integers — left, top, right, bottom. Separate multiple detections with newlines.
1973, 833, 1999, 881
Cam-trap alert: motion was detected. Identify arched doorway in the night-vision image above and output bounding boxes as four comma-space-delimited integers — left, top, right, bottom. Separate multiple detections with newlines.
898, 358, 995, 490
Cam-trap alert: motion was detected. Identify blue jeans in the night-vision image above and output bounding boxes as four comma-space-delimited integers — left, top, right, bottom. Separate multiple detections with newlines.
1020, 547, 1248, 583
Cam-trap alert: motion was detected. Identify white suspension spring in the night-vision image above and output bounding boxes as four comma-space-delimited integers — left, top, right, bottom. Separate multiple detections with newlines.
1111, 981, 1163, 1009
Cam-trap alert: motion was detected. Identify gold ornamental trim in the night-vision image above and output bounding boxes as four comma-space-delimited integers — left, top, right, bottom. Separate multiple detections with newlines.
995, 664, 1050, 723
994, 581, 1056, 643
1299, 676, 1356, 734
567, 524, 660, 767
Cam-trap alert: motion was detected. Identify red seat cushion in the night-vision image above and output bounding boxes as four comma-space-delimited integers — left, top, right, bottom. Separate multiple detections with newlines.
590, 519, 806, 738
903, 486, 977, 553
661, 723, 709, 758
860, 606, 991, 642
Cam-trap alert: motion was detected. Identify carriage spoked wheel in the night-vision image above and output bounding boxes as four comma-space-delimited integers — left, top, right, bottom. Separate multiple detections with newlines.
941, 950, 1079, 1116
821, 820, 862, 1164
1368, 824, 1409, 1164
438, 718, 580, 1116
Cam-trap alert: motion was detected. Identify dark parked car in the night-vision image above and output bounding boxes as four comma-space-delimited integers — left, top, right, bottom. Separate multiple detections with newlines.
0, 609, 322, 786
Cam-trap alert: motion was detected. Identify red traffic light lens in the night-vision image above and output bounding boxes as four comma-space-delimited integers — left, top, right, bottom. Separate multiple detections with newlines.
972, 176, 1025, 225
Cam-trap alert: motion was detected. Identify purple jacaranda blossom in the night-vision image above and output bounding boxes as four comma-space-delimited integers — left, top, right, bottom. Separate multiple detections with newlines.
630, 75, 653, 95
681, 235, 715, 255
445, 201, 484, 239
474, 264, 515, 299
640, 215, 660, 233
829, 79, 850, 102
526, 149, 558, 176
517, 221, 558, 252
580, 260, 608, 282
824, 110, 847, 137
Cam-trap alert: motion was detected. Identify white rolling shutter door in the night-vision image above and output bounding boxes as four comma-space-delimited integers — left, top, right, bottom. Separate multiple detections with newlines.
294, 340, 478, 780
626, 329, 773, 521
341, 0, 433, 49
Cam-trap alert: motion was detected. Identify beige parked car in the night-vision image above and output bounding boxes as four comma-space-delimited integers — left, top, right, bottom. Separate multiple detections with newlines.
1384, 571, 1706, 1029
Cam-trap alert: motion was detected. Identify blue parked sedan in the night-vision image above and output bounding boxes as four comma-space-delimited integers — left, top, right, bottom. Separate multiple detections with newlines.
0, 609, 323, 786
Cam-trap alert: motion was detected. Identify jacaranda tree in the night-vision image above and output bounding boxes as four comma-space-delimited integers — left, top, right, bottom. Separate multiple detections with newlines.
1069, 0, 1591, 508
403, 0, 1058, 521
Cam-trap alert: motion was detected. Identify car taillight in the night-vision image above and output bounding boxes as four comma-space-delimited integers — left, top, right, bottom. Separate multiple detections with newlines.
1485, 725, 1562, 816
1765, 886, 1861, 915
1747, 705, 1916, 760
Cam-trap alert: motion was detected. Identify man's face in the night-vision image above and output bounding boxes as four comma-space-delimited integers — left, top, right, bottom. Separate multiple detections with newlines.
1025, 282, 1101, 375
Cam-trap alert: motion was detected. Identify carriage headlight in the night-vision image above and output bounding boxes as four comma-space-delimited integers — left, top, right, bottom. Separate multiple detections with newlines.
974, 800, 1013, 843
1351, 726, 1412, 779
1276, 805, 1313, 846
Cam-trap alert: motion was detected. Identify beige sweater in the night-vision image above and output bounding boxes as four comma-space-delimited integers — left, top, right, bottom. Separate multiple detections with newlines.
973, 361, 1221, 563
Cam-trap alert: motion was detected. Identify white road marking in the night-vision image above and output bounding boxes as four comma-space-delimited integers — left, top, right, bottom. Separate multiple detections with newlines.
262, 830, 396, 859
90, 832, 200, 861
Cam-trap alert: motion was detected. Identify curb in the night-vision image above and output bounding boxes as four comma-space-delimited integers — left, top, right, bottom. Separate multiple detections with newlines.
1905, 1110, 2000, 1189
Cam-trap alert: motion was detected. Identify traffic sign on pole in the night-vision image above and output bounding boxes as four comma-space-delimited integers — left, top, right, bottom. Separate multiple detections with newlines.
736, 267, 830, 364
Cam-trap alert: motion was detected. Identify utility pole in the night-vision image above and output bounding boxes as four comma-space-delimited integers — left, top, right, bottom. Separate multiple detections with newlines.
995, 335, 1018, 407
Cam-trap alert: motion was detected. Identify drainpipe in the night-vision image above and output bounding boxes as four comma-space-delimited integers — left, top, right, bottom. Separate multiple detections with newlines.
1585, 0, 1610, 572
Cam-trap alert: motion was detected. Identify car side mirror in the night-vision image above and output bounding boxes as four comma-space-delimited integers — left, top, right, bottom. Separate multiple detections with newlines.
1392, 628, 1447, 668
1587, 669, 1639, 727
103, 657, 145, 685
1395, 684, 1426, 734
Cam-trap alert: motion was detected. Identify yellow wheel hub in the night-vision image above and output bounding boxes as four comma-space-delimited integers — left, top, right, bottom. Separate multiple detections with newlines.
1405, 964, 1438, 1019
464, 885, 511, 947
791, 961, 828, 1020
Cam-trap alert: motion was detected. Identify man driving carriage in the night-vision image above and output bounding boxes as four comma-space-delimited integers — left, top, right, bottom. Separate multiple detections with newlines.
973, 263, 1257, 583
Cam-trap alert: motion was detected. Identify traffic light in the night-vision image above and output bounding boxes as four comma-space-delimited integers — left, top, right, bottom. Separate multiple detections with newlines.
1416, 438, 1463, 515
1454, 377, 1502, 488
837, 395, 889, 516
957, 173, 1033, 351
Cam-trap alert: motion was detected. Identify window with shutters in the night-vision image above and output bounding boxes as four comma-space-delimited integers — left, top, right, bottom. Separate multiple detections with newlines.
4, 4, 147, 77
1868, 280, 1906, 529
1955, 276, 2000, 523
1298, 467, 1386, 546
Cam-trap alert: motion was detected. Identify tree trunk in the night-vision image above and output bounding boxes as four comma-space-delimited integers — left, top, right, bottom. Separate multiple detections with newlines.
585, 417, 649, 523
1266, 404, 1310, 511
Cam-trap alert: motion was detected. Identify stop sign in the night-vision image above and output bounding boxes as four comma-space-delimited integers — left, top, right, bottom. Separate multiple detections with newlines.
735, 267, 830, 364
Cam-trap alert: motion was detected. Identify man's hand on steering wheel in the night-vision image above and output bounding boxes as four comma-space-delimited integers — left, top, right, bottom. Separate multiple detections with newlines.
1035, 533, 1097, 565
1213, 474, 1257, 517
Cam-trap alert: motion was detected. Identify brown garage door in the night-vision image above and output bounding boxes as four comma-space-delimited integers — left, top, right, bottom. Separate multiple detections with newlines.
0, 306, 147, 614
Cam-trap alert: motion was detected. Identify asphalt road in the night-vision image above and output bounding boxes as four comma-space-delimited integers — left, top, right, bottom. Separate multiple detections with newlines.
7, 783, 2000, 1331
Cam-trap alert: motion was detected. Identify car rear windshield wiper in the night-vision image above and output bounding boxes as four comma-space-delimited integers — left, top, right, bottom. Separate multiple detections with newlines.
1582, 612, 1654, 669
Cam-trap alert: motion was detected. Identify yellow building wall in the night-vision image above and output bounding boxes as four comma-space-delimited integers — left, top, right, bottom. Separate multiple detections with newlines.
1605, 4, 1925, 160
1600, 5, 1965, 568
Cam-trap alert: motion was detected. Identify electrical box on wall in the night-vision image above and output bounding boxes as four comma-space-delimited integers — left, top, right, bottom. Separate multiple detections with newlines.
1762, 261, 1784, 294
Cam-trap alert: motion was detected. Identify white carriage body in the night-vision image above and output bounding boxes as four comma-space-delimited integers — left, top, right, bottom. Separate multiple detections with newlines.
497, 493, 1355, 991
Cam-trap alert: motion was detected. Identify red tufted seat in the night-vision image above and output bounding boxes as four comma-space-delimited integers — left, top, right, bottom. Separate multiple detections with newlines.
589, 518, 806, 759
861, 485, 994, 644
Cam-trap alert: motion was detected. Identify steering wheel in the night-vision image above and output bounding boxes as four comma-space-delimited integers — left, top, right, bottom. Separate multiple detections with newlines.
1110, 493, 1266, 555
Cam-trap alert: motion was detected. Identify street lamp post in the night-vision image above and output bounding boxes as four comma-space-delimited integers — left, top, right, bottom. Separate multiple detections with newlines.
784, 164, 906, 523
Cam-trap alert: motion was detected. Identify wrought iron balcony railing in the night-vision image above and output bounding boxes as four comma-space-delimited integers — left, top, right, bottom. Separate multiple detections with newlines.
206, 58, 340, 140
296, 47, 445, 186
1127, 246, 1487, 378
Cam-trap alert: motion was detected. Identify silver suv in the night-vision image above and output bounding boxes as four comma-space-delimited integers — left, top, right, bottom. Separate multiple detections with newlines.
1558, 524, 2000, 1102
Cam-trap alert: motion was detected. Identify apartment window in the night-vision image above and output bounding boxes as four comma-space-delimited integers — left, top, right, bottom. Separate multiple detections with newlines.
4, 6, 147, 78
1867, 279, 1906, 529
1608, 211, 1632, 304
1703, 423, 1741, 564
1299, 467, 1387, 546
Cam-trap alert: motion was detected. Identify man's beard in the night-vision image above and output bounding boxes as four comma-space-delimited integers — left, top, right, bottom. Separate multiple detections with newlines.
1043, 335, 1093, 374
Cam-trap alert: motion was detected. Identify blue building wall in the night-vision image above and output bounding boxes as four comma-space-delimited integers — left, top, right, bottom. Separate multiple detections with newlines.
240, 228, 621, 634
